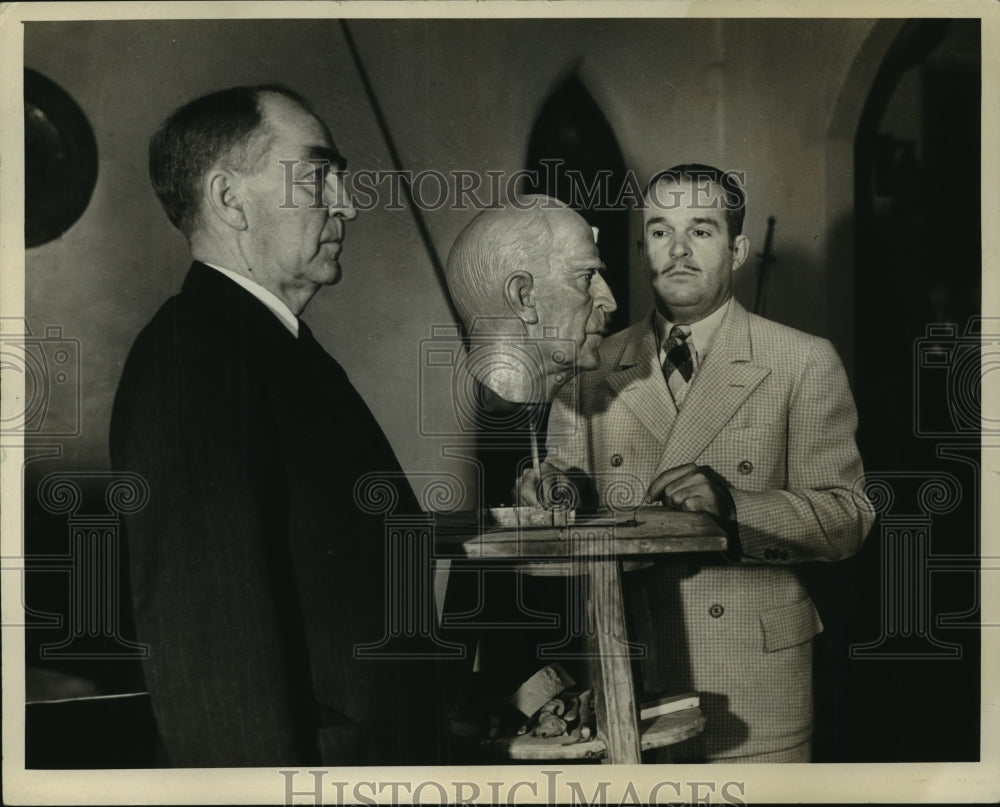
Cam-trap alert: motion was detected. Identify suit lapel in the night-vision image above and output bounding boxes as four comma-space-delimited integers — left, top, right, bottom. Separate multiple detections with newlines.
603, 313, 677, 447
656, 301, 771, 474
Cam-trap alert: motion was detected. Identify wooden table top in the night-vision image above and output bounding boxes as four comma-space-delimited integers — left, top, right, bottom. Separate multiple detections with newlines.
433, 506, 727, 559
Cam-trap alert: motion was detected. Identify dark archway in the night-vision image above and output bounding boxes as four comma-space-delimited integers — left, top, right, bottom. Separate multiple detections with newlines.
823, 18, 981, 762
523, 73, 630, 333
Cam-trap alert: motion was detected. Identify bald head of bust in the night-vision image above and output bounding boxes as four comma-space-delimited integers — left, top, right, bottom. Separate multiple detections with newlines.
445, 196, 617, 403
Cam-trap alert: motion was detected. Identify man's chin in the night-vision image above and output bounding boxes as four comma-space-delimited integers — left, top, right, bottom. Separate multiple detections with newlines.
652, 279, 699, 304
577, 335, 604, 371
324, 260, 343, 285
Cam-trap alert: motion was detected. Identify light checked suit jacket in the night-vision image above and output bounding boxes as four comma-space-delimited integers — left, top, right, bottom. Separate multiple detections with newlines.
544, 299, 874, 760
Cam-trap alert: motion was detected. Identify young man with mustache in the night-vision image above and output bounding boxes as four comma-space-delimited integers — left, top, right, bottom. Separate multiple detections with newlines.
522, 164, 873, 762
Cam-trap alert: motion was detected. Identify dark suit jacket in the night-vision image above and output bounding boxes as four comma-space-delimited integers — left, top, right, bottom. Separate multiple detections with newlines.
110, 262, 443, 766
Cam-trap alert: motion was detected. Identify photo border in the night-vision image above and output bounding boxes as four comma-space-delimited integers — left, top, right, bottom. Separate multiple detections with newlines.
2, 1, 997, 803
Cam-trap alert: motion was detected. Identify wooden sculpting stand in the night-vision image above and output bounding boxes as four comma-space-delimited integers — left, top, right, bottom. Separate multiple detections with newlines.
435, 507, 727, 763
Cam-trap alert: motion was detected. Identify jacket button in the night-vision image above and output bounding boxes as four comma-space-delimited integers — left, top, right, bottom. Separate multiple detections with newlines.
738, 460, 754, 475
610, 453, 623, 467
709, 604, 724, 618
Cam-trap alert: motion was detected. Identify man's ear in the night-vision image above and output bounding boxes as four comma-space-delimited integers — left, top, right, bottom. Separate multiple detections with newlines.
205, 169, 248, 231
730, 233, 750, 272
504, 271, 538, 325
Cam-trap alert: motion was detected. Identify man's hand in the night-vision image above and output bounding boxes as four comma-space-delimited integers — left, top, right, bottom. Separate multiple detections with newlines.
515, 461, 579, 508
645, 463, 735, 521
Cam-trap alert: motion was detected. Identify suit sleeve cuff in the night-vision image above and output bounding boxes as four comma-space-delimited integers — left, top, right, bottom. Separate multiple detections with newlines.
716, 483, 743, 562
728, 487, 771, 562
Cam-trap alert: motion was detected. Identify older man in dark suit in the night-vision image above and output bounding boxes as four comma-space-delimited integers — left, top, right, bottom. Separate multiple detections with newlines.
110, 85, 442, 767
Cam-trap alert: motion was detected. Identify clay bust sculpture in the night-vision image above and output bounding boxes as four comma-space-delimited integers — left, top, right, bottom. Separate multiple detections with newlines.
445, 195, 617, 406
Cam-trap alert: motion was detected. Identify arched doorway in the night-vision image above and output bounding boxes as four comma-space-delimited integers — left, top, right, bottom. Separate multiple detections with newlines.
815, 19, 981, 762
523, 73, 631, 333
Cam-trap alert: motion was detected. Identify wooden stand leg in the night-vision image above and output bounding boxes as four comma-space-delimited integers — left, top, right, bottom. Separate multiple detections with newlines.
586, 559, 641, 763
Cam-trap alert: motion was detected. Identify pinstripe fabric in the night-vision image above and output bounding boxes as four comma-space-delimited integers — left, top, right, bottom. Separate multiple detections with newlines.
545, 300, 873, 761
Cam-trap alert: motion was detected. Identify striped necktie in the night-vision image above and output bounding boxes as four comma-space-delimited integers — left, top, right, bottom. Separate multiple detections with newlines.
662, 324, 694, 406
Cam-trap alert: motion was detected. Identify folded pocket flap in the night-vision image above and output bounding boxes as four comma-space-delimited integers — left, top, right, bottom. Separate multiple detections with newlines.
760, 598, 824, 652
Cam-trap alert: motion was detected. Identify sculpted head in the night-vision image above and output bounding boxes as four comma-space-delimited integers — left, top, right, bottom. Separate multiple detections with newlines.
445, 196, 617, 403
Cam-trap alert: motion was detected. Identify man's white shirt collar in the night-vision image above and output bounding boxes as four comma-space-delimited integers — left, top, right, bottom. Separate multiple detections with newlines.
655, 297, 731, 370
202, 262, 299, 337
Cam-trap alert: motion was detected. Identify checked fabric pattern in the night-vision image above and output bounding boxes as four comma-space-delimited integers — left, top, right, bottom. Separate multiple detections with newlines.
543, 300, 874, 760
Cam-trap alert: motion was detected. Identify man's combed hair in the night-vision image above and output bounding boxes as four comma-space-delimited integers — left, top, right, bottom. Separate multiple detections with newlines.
644, 163, 746, 242
148, 84, 312, 237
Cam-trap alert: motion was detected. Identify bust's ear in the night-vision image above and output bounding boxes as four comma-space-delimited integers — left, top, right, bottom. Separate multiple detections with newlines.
504, 271, 538, 325
205, 169, 248, 231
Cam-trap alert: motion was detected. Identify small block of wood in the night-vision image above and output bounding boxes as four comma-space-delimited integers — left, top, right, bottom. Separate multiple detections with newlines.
509, 664, 574, 717
481, 732, 607, 761
639, 691, 700, 721
486, 505, 575, 528
639, 707, 707, 751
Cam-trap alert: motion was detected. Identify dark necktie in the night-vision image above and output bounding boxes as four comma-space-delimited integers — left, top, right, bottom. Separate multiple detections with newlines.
662, 324, 694, 405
